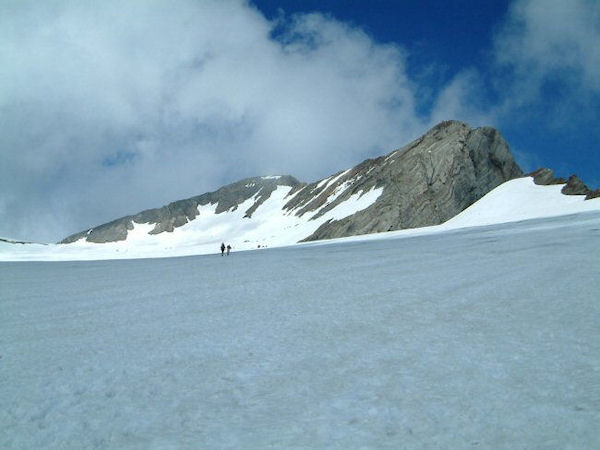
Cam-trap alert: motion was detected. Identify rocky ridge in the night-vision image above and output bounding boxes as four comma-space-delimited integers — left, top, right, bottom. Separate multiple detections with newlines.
529, 168, 600, 199
61, 175, 302, 243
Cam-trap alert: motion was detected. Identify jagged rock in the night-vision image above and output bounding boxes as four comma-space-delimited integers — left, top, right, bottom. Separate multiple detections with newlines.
586, 190, 600, 200
529, 168, 566, 185
561, 175, 591, 196
528, 169, 597, 200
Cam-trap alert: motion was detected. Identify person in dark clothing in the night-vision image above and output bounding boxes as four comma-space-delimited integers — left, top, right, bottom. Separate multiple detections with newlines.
226, 244, 231, 255
220, 242, 225, 256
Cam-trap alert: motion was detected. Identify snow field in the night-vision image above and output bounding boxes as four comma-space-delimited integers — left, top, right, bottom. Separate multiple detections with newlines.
443, 177, 600, 229
1, 211, 600, 448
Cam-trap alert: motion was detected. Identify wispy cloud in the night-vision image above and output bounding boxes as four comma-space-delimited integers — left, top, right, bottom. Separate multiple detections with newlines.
429, 69, 496, 127
493, 0, 600, 118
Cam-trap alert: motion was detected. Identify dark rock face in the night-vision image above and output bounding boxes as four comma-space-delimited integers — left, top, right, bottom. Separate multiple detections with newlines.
288, 121, 523, 241
586, 190, 600, 200
561, 175, 590, 196
529, 168, 566, 185
61, 175, 303, 243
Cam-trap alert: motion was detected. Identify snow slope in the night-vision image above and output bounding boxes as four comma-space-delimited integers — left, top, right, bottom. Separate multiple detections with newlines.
2, 211, 599, 448
0, 176, 599, 261
442, 177, 600, 229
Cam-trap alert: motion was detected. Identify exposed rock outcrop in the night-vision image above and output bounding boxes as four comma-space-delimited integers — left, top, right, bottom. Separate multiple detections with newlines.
561, 175, 591, 196
585, 190, 600, 200
529, 168, 566, 185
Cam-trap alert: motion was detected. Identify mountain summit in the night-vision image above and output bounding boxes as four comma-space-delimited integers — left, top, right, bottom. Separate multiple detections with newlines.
287, 120, 523, 240
61, 121, 523, 246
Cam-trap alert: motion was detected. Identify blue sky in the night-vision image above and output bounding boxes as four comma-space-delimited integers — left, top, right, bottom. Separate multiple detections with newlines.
258, 1, 511, 73
0, 0, 598, 242
254, 0, 599, 182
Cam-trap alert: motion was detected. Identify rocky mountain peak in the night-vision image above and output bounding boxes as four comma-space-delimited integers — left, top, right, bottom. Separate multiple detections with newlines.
285, 121, 523, 241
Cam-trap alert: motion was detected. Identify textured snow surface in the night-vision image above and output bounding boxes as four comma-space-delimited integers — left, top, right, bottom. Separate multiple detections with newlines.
2, 212, 600, 448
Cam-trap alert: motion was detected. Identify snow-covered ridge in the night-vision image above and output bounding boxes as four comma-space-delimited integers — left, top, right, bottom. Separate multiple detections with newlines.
0, 183, 383, 261
4, 210, 599, 448
1, 176, 599, 261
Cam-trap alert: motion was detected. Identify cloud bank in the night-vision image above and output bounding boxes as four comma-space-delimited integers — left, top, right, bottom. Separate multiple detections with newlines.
0, 0, 598, 242
1, 0, 430, 241
491, 0, 600, 138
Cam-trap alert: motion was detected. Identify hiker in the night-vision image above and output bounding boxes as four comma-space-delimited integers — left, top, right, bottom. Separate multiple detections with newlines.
220, 242, 225, 256
226, 244, 231, 255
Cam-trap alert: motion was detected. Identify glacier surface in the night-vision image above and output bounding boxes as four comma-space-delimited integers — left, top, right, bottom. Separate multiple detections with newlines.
2, 211, 600, 448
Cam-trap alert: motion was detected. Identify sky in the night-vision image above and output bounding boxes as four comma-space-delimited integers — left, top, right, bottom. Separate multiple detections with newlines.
1, 0, 598, 243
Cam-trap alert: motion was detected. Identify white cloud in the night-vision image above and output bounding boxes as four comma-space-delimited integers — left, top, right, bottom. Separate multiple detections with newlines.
429, 70, 496, 128
4, 0, 596, 243
485, 0, 600, 178
494, 0, 600, 108
0, 0, 441, 242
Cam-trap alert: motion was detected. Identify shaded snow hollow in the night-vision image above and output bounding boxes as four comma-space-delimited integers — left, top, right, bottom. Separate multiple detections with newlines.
0, 176, 599, 261
2, 211, 600, 448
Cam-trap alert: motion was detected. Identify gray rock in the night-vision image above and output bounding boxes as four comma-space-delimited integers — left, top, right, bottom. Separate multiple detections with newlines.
529, 168, 566, 185
561, 175, 590, 196
585, 190, 600, 200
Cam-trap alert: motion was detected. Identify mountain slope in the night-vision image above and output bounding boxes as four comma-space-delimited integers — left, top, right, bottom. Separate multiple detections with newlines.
61, 175, 304, 244
60, 121, 523, 245
1, 176, 599, 261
